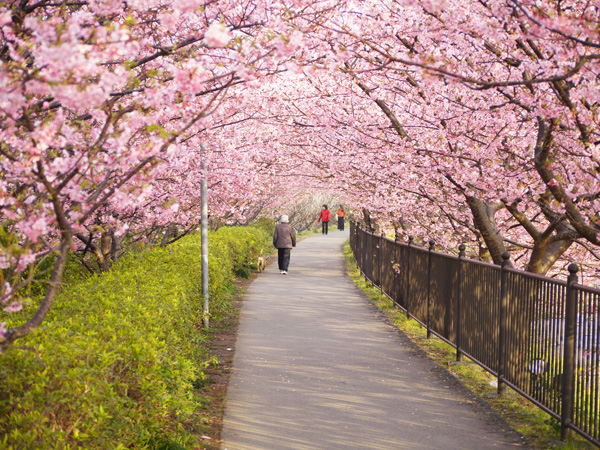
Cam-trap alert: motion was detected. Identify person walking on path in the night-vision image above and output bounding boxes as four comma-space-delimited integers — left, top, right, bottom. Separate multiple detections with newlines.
273, 215, 296, 275
336, 205, 345, 231
318, 204, 331, 235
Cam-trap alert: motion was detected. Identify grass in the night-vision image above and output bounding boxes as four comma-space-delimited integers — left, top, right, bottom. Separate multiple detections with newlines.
343, 241, 595, 450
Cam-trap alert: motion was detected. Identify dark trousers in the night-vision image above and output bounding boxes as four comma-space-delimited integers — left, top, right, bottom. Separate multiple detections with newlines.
278, 248, 291, 271
322, 221, 329, 234
338, 217, 345, 231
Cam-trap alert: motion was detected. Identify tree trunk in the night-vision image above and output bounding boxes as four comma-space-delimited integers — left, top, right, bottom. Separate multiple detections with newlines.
465, 196, 509, 266
160, 224, 177, 247
75, 232, 114, 272
527, 238, 574, 275
362, 208, 376, 232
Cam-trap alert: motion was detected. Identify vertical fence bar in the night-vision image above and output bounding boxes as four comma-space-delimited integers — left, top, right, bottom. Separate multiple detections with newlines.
369, 228, 374, 286
358, 223, 362, 268
406, 236, 414, 319
350, 221, 354, 257
379, 230, 385, 290
427, 239, 435, 339
394, 229, 400, 306
356, 221, 360, 265
357, 222, 360, 268
456, 244, 466, 362
362, 225, 369, 283
561, 264, 579, 440
362, 225, 367, 279
498, 251, 511, 395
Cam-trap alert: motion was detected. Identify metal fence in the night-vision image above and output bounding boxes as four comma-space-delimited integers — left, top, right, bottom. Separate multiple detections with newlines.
349, 221, 600, 446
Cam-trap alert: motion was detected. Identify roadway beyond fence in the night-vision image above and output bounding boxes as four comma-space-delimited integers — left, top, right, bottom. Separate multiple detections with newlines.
221, 230, 529, 450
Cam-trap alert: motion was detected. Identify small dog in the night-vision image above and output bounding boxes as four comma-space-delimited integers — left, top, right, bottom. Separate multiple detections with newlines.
257, 250, 267, 273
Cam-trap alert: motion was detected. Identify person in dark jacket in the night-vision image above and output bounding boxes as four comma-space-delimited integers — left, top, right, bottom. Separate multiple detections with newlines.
273, 215, 296, 275
318, 204, 331, 235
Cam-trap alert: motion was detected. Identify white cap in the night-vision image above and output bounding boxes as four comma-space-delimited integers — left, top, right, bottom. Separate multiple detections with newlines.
280, 215, 289, 223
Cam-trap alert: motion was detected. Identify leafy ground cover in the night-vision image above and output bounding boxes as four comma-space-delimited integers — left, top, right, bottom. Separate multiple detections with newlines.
0, 225, 271, 450
343, 242, 595, 450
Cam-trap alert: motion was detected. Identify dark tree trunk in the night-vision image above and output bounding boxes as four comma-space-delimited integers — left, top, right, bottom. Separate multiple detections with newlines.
362, 208, 376, 232
465, 196, 509, 266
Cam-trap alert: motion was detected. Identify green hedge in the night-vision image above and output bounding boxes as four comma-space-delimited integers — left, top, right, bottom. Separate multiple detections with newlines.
0, 225, 271, 449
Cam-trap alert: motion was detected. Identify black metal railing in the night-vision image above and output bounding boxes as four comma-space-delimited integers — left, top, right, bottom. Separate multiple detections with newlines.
349, 221, 600, 446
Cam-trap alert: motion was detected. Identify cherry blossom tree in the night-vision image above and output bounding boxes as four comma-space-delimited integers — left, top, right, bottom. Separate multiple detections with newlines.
0, 0, 340, 347
286, 0, 600, 277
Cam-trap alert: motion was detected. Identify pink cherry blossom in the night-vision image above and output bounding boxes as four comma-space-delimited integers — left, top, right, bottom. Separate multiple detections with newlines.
3, 303, 23, 313
204, 22, 230, 48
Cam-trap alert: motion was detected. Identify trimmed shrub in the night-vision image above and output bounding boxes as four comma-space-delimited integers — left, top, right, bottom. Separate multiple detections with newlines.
0, 225, 271, 449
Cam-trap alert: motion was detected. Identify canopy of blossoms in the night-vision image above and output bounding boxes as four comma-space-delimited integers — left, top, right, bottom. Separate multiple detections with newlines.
1, 0, 599, 344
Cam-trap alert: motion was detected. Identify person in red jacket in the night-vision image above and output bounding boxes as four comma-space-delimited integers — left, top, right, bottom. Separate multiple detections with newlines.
318, 204, 331, 235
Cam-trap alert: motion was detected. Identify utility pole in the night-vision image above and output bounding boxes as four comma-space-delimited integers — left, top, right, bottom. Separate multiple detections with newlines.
201, 144, 209, 328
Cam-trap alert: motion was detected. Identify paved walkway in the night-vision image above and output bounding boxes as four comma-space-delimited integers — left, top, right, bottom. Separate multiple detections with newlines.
221, 230, 529, 450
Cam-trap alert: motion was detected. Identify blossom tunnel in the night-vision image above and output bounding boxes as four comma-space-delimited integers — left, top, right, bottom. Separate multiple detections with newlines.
2, 0, 600, 343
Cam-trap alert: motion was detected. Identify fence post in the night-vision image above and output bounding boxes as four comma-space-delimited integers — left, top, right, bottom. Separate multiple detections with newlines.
406, 236, 414, 319
561, 263, 579, 441
365, 229, 375, 287
360, 225, 369, 283
354, 221, 362, 270
379, 230, 385, 290
352, 221, 356, 266
427, 239, 435, 339
498, 251, 511, 395
393, 229, 400, 306
362, 224, 366, 273
456, 244, 466, 362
